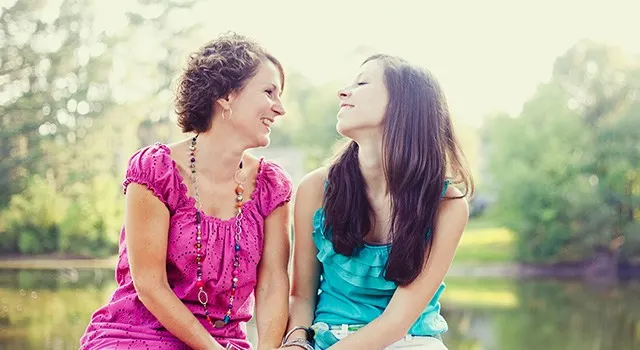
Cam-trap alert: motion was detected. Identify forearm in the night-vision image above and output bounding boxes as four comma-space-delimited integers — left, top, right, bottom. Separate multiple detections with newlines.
285, 295, 317, 341
255, 273, 290, 350
328, 313, 405, 350
138, 284, 223, 350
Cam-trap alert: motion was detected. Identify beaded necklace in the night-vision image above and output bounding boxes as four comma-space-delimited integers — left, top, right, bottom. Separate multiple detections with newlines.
189, 134, 246, 328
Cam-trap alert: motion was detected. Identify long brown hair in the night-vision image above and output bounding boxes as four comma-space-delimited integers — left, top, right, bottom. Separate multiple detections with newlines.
323, 55, 474, 286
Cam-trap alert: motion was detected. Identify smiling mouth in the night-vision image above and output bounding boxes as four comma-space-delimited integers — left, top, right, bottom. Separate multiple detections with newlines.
261, 118, 273, 127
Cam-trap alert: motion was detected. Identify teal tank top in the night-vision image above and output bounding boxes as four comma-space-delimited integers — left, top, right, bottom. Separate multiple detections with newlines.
312, 181, 450, 348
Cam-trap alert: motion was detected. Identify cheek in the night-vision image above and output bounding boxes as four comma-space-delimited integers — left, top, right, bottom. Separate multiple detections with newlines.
237, 95, 268, 116
371, 92, 388, 122
356, 99, 386, 125
256, 95, 273, 112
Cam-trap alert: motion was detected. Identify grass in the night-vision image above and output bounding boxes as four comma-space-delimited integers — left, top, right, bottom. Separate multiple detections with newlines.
442, 278, 518, 308
0, 217, 516, 270
453, 217, 516, 264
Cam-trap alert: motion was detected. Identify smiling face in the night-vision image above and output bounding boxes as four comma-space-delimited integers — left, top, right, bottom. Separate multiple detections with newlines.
224, 60, 286, 147
336, 59, 389, 139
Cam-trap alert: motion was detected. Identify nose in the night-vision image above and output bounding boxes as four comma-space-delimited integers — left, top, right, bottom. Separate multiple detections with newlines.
338, 88, 351, 99
272, 99, 286, 116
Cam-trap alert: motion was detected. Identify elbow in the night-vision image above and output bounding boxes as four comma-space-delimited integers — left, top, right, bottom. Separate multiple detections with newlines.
258, 270, 289, 296
133, 277, 167, 305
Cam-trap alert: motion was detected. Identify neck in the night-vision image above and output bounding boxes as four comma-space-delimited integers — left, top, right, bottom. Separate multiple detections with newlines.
193, 127, 247, 182
355, 133, 387, 198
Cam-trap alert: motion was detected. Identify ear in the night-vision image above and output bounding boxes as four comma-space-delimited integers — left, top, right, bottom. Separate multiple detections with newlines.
215, 90, 239, 111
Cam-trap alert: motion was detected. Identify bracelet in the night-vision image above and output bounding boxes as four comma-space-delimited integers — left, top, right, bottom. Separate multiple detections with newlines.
280, 338, 314, 350
282, 326, 315, 343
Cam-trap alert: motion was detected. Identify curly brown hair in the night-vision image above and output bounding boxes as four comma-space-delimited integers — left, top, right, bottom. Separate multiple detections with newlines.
175, 32, 285, 133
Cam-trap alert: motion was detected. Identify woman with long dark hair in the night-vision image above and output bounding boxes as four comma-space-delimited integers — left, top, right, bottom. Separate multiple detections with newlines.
281, 54, 473, 350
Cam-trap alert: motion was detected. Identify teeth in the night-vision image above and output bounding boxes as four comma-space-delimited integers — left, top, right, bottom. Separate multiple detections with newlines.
261, 118, 272, 127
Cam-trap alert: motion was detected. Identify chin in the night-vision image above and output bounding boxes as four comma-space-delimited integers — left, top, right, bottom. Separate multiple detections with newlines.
336, 119, 355, 138
254, 135, 270, 148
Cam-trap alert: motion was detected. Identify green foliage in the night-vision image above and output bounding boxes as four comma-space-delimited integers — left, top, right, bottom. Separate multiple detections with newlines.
483, 40, 640, 263
273, 73, 343, 171
0, 174, 121, 257
58, 174, 122, 257
0, 0, 197, 258
0, 176, 68, 254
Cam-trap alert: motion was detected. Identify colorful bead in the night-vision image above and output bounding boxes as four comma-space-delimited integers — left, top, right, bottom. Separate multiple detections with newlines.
190, 134, 245, 329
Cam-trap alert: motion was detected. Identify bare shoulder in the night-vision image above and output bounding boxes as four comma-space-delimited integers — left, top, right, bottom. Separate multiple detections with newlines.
438, 185, 470, 231
295, 166, 329, 211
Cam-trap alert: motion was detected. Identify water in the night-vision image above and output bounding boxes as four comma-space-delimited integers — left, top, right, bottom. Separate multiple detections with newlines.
0, 268, 638, 349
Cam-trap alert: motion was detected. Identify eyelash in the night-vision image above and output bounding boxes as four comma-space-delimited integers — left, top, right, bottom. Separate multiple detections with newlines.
265, 89, 274, 96
356, 82, 367, 86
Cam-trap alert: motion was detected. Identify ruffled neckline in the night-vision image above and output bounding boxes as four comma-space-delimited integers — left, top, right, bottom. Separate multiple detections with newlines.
155, 142, 265, 224
312, 208, 397, 291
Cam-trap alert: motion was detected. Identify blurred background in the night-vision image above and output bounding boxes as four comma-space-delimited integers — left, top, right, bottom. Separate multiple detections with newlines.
1, 0, 639, 349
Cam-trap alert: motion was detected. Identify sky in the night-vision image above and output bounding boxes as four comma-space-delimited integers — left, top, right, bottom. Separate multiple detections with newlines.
188, 0, 639, 126
6, 0, 638, 127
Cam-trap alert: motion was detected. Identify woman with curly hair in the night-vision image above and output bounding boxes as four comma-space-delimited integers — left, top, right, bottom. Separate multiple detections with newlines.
79, 32, 292, 350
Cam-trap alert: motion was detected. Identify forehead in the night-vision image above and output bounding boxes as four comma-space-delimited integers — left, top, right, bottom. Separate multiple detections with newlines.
357, 59, 385, 78
251, 60, 282, 86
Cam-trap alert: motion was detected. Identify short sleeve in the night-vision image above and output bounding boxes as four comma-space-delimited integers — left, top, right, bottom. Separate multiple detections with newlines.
256, 160, 293, 217
122, 143, 182, 212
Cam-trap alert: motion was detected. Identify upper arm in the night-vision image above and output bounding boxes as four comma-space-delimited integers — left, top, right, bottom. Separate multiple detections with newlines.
124, 183, 171, 295
290, 168, 327, 301
383, 186, 469, 327
258, 201, 292, 281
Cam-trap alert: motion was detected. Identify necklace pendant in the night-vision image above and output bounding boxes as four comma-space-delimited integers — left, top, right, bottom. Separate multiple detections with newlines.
214, 320, 226, 328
